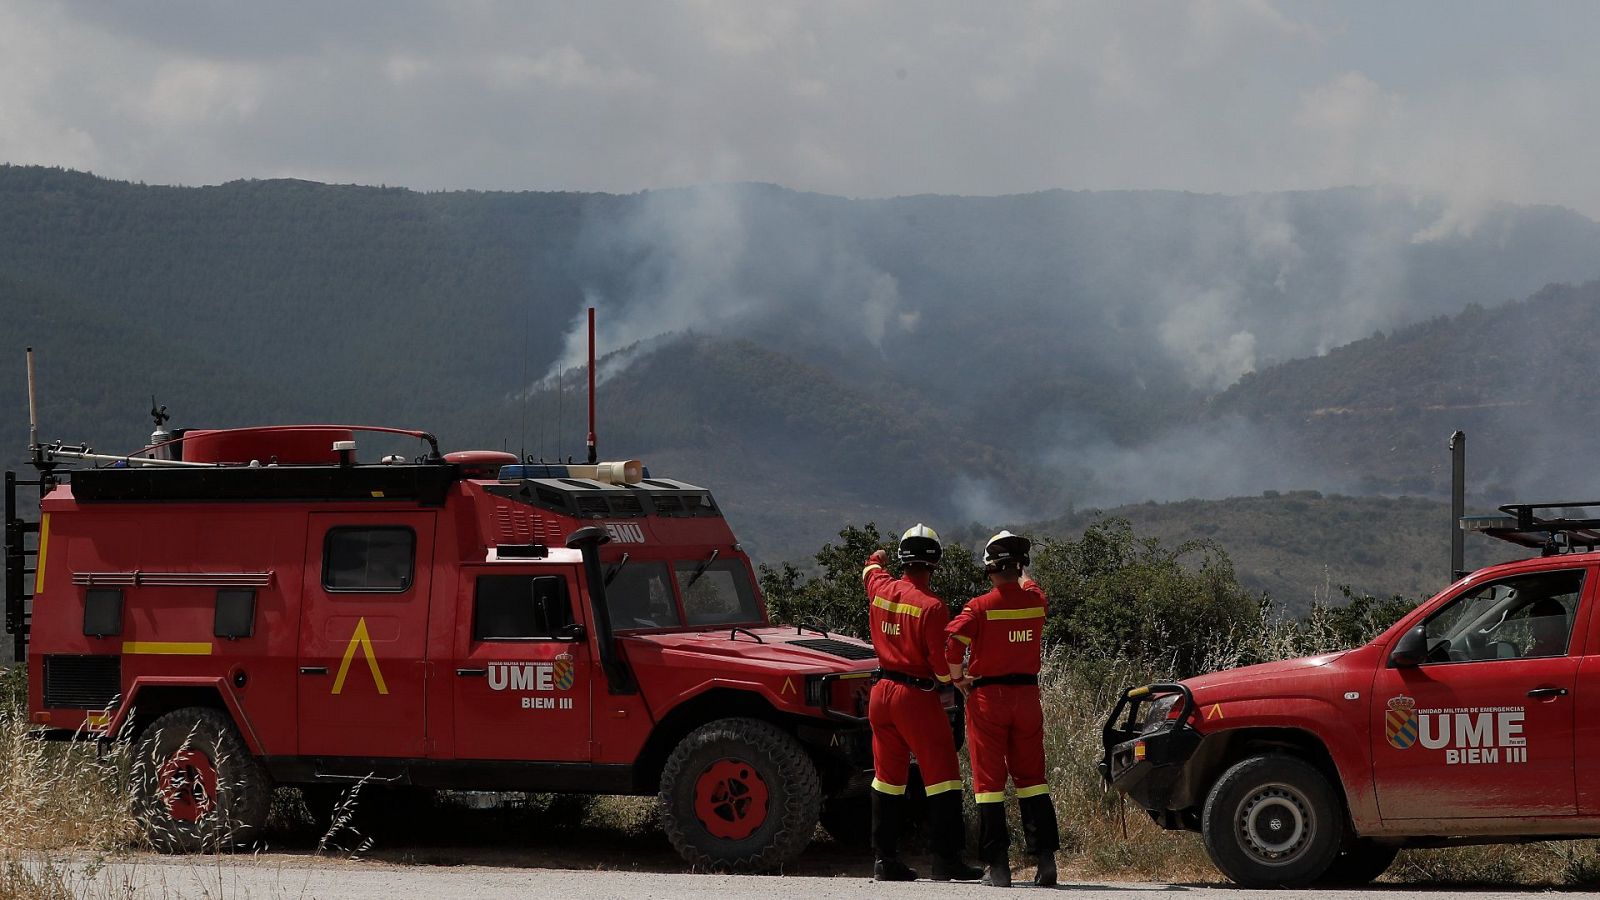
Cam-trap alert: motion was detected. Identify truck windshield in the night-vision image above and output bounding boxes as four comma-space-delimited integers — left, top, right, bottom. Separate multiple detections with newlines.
675, 560, 764, 626
606, 561, 682, 630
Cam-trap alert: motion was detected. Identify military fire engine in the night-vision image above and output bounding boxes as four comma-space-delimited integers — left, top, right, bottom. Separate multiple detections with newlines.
1102, 440, 1600, 887
3, 342, 887, 871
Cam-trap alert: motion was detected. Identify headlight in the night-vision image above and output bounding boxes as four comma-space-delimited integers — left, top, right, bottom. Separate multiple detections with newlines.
1140, 694, 1180, 732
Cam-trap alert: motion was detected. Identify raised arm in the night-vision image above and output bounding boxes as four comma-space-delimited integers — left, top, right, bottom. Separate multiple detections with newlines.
863, 548, 893, 595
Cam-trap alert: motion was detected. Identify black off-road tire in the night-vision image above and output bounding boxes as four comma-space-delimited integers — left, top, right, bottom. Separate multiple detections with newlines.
1201, 754, 1343, 888
819, 794, 871, 847
1317, 839, 1399, 886
132, 706, 272, 853
659, 718, 822, 872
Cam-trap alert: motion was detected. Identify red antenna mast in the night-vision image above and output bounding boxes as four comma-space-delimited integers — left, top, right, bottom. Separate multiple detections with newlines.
586, 306, 598, 465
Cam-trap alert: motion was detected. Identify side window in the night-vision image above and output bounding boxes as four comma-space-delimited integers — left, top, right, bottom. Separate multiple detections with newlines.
473, 575, 574, 640
323, 527, 415, 592
1421, 569, 1584, 664
214, 589, 257, 640
606, 562, 681, 630
675, 560, 763, 626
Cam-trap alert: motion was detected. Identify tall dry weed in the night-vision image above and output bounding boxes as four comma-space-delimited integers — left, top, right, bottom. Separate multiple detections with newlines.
0, 669, 135, 853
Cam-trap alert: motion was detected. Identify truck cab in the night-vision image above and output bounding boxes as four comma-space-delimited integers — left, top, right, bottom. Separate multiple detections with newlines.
5, 424, 878, 871
1102, 501, 1600, 887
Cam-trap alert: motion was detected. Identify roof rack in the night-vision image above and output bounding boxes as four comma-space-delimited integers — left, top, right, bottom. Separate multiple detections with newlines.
1462, 501, 1600, 554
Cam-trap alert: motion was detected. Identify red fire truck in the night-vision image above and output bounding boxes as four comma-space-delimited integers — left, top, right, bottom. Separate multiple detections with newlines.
1102, 500, 1600, 887
3, 414, 888, 871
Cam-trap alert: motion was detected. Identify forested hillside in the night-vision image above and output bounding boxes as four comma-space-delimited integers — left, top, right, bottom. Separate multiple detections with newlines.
1213, 280, 1600, 501
4, 165, 1600, 568
1030, 493, 1532, 615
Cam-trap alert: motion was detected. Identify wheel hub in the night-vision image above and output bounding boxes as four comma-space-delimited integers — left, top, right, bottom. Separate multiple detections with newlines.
693, 758, 770, 841
1237, 783, 1311, 865
157, 749, 217, 824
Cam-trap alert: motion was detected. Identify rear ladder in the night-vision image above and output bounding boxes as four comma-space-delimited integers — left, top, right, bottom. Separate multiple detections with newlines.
4, 470, 39, 663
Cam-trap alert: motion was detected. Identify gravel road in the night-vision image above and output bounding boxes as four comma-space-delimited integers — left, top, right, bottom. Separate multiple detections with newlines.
47, 856, 1563, 900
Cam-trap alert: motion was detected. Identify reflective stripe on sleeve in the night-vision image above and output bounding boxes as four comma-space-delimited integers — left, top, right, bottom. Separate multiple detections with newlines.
984, 607, 1045, 621
974, 791, 1007, 804
1015, 783, 1051, 799
954, 634, 972, 645
871, 778, 907, 796
872, 596, 924, 618
935, 673, 952, 683
862, 563, 883, 581
924, 779, 963, 796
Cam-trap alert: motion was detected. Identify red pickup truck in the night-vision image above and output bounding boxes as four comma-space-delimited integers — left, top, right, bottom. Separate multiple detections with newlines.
1102, 502, 1600, 887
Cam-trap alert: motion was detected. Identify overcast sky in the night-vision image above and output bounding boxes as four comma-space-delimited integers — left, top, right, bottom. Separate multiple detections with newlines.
3, 1, 1597, 215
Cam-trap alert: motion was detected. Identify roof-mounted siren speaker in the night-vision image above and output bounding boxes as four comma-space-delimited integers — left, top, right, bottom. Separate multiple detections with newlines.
562, 460, 645, 485
597, 459, 644, 485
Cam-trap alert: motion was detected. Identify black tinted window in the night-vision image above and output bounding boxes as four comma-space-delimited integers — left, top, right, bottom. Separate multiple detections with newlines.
324, 527, 415, 591
214, 589, 257, 639
474, 575, 574, 640
675, 560, 763, 626
606, 562, 681, 630
82, 589, 124, 638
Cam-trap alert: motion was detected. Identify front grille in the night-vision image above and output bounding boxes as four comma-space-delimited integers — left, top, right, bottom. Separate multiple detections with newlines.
791, 638, 877, 661
42, 655, 121, 709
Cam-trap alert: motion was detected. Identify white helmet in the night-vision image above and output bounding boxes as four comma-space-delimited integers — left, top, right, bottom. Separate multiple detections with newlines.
983, 530, 1031, 573
898, 523, 943, 568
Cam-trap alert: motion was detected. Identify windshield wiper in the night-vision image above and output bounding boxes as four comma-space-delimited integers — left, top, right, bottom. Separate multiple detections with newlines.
604, 552, 630, 586
686, 549, 720, 588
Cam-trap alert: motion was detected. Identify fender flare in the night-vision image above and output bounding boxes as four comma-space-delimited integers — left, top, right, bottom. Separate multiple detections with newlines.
110, 676, 266, 755
1192, 699, 1377, 831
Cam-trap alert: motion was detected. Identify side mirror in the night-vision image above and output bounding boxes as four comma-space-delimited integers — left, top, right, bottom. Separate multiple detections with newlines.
1390, 625, 1428, 668
557, 622, 586, 643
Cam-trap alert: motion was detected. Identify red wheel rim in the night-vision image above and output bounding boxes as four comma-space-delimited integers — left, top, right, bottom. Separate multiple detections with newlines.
157, 749, 217, 823
693, 758, 770, 840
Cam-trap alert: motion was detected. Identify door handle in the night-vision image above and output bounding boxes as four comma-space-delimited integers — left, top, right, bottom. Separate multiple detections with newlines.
299, 666, 328, 676
1527, 687, 1568, 698
456, 668, 487, 677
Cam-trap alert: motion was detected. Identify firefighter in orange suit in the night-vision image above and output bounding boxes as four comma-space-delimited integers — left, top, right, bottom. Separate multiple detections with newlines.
946, 530, 1059, 888
863, 524, 983, 883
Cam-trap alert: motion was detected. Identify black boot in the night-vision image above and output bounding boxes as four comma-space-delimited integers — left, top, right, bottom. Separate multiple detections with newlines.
875, 858, 918, 882
926, 792, 983, 881
977, 803, 1011, 888
1019, 791, 1060, 887
872, 791, 919, 882
1033, 854, 1058, 887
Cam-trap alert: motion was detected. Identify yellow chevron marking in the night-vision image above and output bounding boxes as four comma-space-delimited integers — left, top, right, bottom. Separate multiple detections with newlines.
332, 617, 389, 695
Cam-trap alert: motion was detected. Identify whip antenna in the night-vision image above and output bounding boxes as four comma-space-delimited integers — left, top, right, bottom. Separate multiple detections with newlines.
25, 346, 38, 450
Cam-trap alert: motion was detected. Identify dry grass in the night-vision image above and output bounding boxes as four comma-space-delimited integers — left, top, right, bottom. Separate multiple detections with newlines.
0, 670, 136, 854
1033, 656, 1213, 881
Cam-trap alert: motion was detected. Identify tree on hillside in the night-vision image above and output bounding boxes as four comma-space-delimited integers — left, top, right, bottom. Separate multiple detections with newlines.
1029, 518, 1260, 678
759, 524, 986, 638
761, 517, 1420, 681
